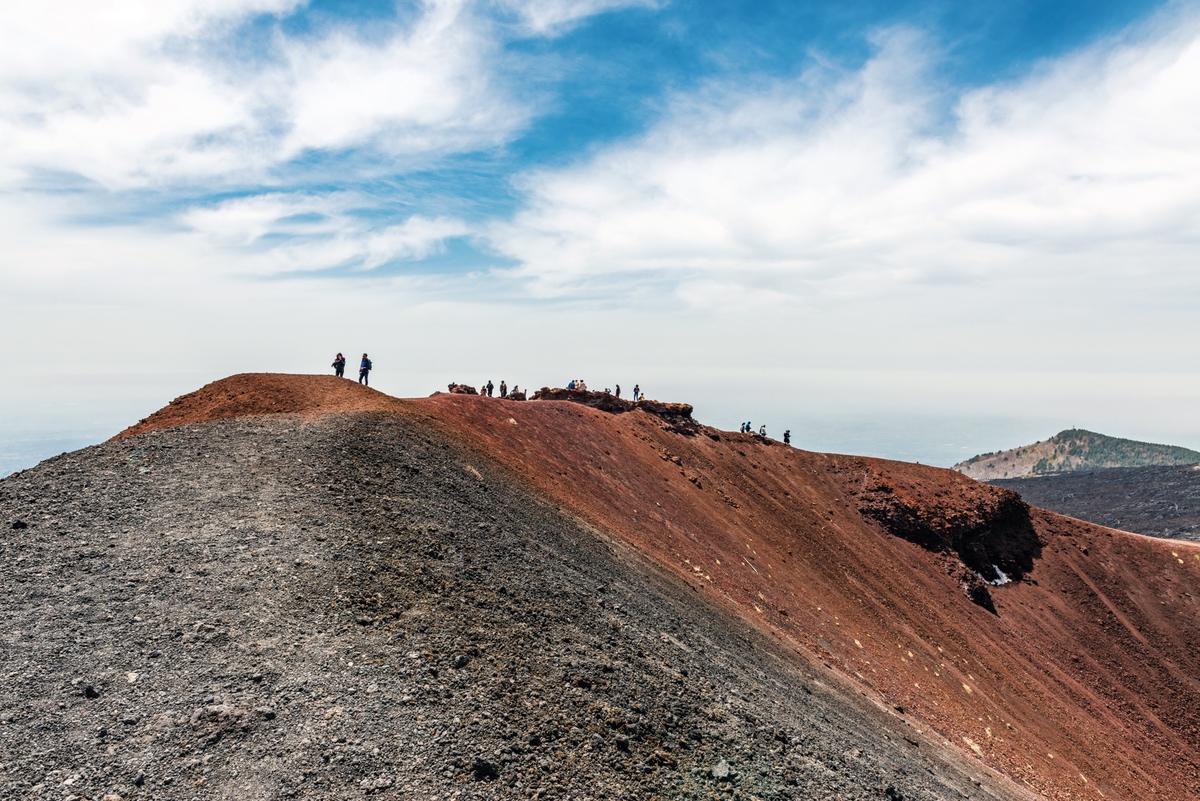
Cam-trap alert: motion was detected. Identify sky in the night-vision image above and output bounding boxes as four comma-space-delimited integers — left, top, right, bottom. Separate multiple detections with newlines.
3, 0, 1200, 474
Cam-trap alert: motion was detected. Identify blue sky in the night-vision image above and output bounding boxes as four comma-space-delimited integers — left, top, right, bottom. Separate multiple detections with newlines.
2, 0, 1199, 473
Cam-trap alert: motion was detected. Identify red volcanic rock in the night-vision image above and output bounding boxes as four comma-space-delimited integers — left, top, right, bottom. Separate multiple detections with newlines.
530, 387, 695, 430
115, 374, 403, 439
447, 383, 478, 395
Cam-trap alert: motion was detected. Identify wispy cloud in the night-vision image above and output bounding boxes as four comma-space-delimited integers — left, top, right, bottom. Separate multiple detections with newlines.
0, 0, 614, 190
180, 192, 471, 274
490, 14, 1200, 304
494, 0, 662, 34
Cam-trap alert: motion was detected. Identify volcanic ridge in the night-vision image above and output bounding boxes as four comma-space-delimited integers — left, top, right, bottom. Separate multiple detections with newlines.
3, 374, 1199, 801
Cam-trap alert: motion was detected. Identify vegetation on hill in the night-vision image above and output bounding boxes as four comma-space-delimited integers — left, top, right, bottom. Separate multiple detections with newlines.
955, 428, 1200, 480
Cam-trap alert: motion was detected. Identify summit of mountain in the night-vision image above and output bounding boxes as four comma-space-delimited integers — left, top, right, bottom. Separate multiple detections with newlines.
3, 373, 1199, 800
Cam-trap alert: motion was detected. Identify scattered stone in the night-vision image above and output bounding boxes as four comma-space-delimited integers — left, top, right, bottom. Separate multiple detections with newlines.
711, 759, 732, 781
471, 758, 500, 781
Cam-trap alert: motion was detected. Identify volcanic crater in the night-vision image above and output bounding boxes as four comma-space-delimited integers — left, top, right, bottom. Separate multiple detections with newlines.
2, 374, 1199, 801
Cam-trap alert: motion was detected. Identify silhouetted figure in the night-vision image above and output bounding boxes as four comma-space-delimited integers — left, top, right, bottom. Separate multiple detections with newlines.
615, 384, 621, 399
499, 380, 507, 398
486, 379, 494, 397
632, 384, 640, 401
783, 430, 791, 445
332, 353, 345, 378
359, 354, 372, 385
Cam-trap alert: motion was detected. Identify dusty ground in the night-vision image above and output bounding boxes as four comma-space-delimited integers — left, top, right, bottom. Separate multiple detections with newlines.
992, 465, 1200, 541
9, 373, 1200, 800
1, 412, 1026, 801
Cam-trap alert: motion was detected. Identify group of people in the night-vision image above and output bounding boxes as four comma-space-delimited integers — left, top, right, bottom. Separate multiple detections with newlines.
332, 353, 372, 385
566, 379, 641, 401
328, 360, 787, 443
740, 421, 791, 445
479, 380, 519, 398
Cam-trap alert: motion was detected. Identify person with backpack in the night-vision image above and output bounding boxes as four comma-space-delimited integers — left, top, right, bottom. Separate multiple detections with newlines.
359, 354, 372, 385
486, 379, 494, 397
332, 353, 345, 378
783, 430, 791, 445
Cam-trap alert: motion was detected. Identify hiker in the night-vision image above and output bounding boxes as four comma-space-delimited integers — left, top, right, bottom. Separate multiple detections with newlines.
615, 384, 621, 399
632, 384, 640, 401
783, 430, 791, 445
759, 424, 766, 437
358, 354, 372, 385
568, 379, 576, 389
332, 353, 345, 378
499, 380, 507, 398
487, 379, 494, 397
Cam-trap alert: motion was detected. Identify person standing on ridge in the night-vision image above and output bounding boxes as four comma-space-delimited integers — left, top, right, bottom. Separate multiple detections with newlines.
614, 384, 621, 399
632, 384, 640, 401
359, 353, 372, 385
499, 380, 507, 398
759, 424, 766, 437
332, 353, 345, 378
486, 379, 494, 397
783, 430, 791, 445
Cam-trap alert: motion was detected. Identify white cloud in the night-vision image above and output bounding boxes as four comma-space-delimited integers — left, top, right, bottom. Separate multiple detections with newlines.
0, 0, 538, 189
491, 16, 1200, 302
279, 1, 524, 160
179, 191, 470, 274
494, 0, 661, 34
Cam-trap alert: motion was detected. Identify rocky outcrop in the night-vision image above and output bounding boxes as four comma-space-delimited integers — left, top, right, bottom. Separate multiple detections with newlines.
855, 466, 1041, 611
447, 383, 478, 395
529, 388, 696, 432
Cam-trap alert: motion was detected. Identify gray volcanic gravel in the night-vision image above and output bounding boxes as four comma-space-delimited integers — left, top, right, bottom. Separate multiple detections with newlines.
0, 413, 1029, 801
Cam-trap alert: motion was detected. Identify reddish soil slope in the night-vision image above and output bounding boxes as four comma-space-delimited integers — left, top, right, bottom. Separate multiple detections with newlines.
124, 375, 1200, 800
115, 374, 405, 439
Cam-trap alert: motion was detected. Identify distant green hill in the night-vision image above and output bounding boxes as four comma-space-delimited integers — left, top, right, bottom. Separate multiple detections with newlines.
954, 429, 1200, 480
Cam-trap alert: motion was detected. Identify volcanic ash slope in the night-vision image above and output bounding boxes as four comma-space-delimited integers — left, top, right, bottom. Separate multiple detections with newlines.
0, 409, 1023, 800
